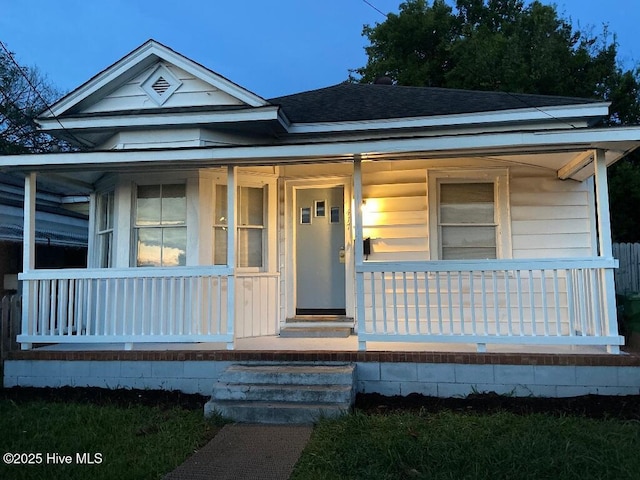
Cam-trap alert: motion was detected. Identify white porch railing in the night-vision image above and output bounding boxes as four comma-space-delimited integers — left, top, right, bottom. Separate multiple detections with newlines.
356, 258, 622, 351
18, 267, 236, 349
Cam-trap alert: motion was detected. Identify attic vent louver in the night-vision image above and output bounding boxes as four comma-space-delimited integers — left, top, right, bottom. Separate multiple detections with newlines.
151, 77, 170, 95
140, 64, 182, 106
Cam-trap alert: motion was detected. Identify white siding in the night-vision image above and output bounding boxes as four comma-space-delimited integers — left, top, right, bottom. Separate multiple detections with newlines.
362, 165, 428, 261
358, 162, 594, 262
510, 168, 593, 258
83, 64, 245, 114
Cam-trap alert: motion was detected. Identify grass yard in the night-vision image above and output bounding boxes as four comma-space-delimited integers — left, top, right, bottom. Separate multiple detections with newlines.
0, 393, 220, 480
292, 410, 640, 480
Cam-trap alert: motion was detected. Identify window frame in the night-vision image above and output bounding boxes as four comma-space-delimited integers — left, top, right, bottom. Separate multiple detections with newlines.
211, 176, 275, 272
427, 169, 511, 261
132, 182, 188, 268
95, 189, 115, 268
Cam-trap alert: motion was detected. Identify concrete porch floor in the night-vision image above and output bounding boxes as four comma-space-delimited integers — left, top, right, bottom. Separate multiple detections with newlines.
33, 334, 613, 355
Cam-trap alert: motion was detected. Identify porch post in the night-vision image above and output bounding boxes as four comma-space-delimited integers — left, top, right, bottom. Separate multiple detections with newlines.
226, 165, 236, 349
21, 172, 36, 350
353, 156, 366, 351
594, 149, 620, 353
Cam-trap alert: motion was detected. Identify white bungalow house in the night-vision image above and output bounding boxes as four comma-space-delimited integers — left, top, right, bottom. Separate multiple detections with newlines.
3, 39, 640, 356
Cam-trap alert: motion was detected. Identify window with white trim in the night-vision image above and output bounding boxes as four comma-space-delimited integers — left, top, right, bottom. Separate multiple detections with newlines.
428, 170, 510, 260
96, 190, 114, 268
133, 184, 187, 267
213, 184, 267, 269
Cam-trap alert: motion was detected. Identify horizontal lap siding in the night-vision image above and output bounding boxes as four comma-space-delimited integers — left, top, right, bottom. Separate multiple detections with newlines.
510, 169, 594, 258
83, 65, 243, 113
362, 167, 428, 261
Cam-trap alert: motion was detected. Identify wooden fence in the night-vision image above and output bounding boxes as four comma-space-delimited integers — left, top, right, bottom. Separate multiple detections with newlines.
613, 243, 640, 294
1, 295, 21, 377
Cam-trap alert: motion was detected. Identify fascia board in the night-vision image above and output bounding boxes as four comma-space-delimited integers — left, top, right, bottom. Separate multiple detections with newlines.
3, 126, 640, 169
38, 106, 282, 130
287, 103, 611, 134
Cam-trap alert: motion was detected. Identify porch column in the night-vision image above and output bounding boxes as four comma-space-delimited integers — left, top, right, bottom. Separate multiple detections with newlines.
226, 165, 237, 350
21, 172, 36, 350
594, 149, 620, 353
353, 156, 366, 351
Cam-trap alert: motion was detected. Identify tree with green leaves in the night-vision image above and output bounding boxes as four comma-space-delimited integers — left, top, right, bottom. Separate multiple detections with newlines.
353, 0, 640, 241
0, 45, 68, 154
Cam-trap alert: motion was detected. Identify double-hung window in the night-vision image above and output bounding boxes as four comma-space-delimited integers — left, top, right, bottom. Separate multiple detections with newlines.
213, 184, 266, 268
96, 190, 114, 268
133, 184, 187, 267
428, 170, 510, 260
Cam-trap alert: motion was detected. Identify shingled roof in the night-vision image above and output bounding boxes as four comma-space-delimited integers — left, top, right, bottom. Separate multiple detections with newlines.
268, 83, 601, 123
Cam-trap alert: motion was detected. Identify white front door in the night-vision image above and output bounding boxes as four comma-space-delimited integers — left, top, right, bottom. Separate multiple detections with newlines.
295, 186, 346, 315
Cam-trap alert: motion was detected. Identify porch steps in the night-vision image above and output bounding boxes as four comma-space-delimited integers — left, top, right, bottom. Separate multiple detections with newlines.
281, 316, 354, 338
205, 363, 356, 424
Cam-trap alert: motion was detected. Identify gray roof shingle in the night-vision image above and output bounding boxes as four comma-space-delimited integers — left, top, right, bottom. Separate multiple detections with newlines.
268, 83, 601, 123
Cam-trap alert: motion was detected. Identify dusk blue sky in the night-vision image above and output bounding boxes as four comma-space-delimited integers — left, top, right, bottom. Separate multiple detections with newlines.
1, 0, 638, 100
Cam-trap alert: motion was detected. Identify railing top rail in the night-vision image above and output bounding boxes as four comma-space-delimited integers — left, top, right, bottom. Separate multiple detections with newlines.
357, 257, 618, 273
19, 266, 234, 281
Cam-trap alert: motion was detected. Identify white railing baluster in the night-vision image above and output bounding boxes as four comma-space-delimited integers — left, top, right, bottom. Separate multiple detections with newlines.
567, 269, 576, 335
481, 271, 488, 335
541, 270, 549, 336
504, 271, 512, 336
446, 272, 453, 334
424, 271, 432, 334
86, 279, 93, 336
381, 272, 388, 334
469, 272, 476, 335
391, 272, 398, 334
434, 272, 442, 334
49, 279, 56, 335
516, 270, 524, 336
528, 271, 536, 336
458, 272, 464, 335
553, 270, 561, 336
402, 272, 409, 335
492, 271, 499, 335
413, 272, 420, 335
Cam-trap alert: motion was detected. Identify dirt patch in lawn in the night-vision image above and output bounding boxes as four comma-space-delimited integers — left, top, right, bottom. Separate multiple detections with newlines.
0, 386, 208, 411
356, 392, 640, 420
2, 386, 640, 420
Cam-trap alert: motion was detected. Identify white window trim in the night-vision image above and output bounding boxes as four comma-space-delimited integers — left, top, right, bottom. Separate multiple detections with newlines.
94, 190, 115, 268
131, 182, 188, 268
211, 174, 277, 272
427, 168, 512, 260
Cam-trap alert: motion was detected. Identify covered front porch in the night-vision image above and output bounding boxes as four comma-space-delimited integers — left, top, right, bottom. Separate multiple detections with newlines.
14, 148, 623, 354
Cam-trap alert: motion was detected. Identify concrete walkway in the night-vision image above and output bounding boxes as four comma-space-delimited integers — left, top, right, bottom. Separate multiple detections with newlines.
164, 424, 313, 480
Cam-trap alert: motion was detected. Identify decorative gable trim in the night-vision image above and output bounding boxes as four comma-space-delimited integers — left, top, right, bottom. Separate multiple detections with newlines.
140, 63, 182, 106
42, 39, 268, 118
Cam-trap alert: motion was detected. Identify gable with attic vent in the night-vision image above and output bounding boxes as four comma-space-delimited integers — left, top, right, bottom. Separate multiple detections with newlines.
81, 62, 247, 114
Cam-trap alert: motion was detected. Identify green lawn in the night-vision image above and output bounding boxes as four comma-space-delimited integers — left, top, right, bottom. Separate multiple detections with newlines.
0, 397, 220, 480
292, 410, 640, 480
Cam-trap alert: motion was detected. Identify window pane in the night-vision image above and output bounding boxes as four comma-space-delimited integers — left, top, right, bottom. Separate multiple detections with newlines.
441, 225, 496, 259
215, 185, 227, 226
440, 183, 494, 224
99, 191, 114, 230
136, 228, 162, 267
238, 228, 262, 268
161, 184, 186, 225
136, 185, 161, 226
100, 232, 112, 268
213, 227, 228, 265
162, 228, 187, 266
239, 186, 264, 226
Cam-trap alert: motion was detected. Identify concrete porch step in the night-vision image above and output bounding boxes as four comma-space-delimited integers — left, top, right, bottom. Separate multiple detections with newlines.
214, 382, 354, 403
206, 401, 348, 424
206, 363, 356, 424
279, 326, 352, 338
